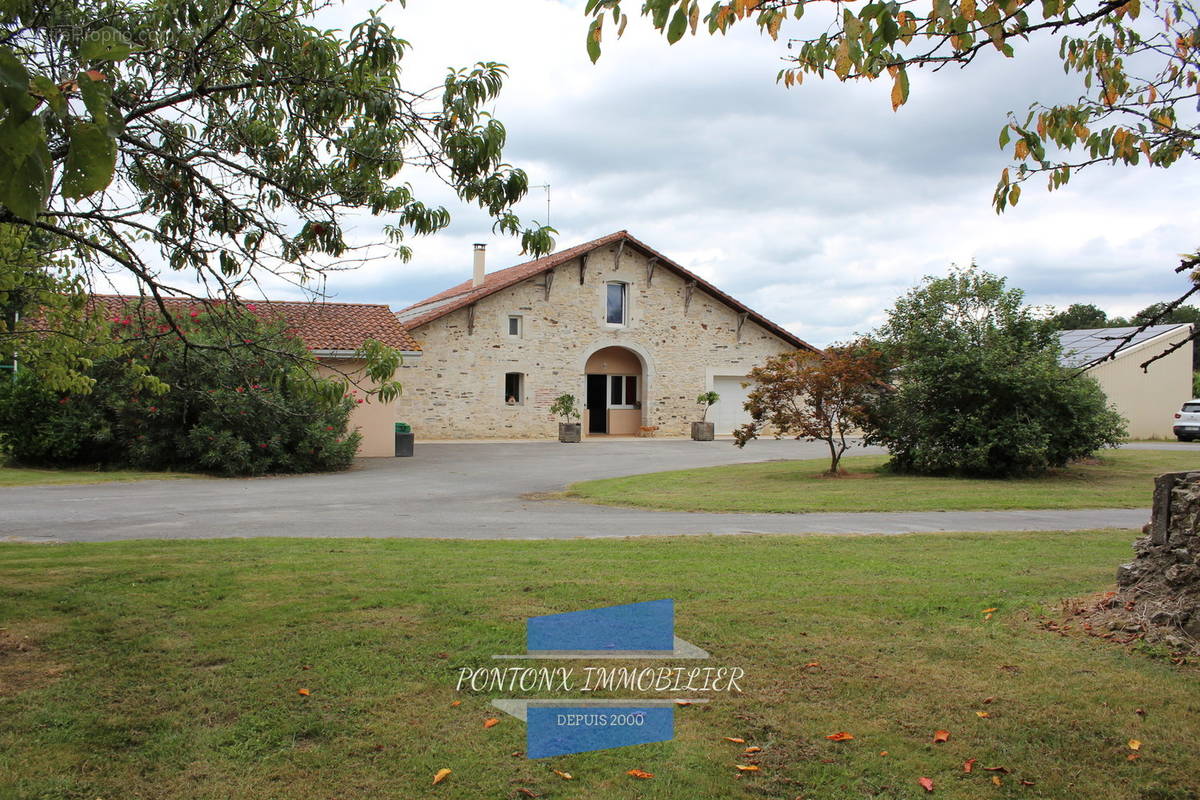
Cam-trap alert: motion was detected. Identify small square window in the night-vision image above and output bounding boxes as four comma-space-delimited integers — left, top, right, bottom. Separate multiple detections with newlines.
507, 315, 522, 337
505, 372, 524, 405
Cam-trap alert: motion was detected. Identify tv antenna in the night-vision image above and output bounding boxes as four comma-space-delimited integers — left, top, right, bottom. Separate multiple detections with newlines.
531, 184, 551, 227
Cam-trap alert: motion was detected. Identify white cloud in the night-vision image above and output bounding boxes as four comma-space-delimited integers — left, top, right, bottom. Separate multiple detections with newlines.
262, 0, 1200, 346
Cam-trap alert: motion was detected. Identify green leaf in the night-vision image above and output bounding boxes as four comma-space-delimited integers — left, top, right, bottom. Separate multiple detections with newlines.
78, 72, 111, 124
0, 132, 51, 221
0, 48, 36, 120
63, 121, 117, 199
79, 27, 135, 63
0, 46, 29, 92
586, 19, 603, 63
0, 113, 44, 160
667, 4, 688, 45
999, 125, 1011, 148
30, 75, 67, 116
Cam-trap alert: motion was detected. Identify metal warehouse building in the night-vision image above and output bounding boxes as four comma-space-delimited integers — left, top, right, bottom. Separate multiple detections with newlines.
1059, 324, 1194, 440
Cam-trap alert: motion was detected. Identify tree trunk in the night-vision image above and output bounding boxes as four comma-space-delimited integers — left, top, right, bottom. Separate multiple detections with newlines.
826, 438, 841, 475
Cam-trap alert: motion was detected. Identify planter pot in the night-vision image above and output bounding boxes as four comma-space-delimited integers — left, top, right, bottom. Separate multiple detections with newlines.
394, 431, 414, 457
558, 422, 582, 443
691, 421, 715, 441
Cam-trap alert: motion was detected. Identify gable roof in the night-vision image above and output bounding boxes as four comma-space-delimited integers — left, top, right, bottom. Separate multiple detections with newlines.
91, 295, 421, 353
1058, 324, 1191, 369
396, 230, 817, 352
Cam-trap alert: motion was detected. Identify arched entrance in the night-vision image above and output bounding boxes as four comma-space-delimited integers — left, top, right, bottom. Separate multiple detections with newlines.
583, 346, 644, 436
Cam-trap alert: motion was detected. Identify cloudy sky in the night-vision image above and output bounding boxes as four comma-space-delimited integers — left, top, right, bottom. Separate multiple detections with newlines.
255, 0, 1199, 347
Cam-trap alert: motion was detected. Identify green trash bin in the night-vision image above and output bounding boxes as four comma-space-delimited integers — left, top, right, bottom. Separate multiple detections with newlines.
394, 422, 414, 457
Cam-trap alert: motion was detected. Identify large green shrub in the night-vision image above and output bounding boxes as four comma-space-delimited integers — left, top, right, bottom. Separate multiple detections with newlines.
0, 306, 364, 476
862, 266, 1127, 477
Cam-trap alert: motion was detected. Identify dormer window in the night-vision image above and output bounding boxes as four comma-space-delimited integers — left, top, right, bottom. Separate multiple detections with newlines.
606, 282, 627, 325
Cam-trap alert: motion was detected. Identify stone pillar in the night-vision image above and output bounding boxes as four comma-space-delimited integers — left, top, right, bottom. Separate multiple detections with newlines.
1115, 471, 1200, 644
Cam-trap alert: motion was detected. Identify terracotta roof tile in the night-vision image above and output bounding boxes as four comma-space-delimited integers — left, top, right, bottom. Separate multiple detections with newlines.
395, 230, 816, 352
91, 295, 421, 353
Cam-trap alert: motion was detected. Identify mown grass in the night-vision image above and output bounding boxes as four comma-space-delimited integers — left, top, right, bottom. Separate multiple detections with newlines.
1, 532, 1197, 799
0, 466, 199, 487
567, 449, 1200, 513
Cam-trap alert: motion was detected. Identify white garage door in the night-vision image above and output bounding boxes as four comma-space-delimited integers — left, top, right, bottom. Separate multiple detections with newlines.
710, 376, 754, 435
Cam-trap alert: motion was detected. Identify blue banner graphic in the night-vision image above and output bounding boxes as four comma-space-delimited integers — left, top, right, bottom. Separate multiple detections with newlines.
526, 598, 674, 652
526, 706, 674, 759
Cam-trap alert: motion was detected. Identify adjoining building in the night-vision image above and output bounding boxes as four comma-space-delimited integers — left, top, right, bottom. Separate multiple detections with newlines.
394, 230, 818, 439
91, 296, 421, 456
1058, 324, 1194, 439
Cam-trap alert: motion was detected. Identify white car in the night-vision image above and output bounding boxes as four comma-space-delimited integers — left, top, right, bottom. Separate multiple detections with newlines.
1173, 399, 1200, 441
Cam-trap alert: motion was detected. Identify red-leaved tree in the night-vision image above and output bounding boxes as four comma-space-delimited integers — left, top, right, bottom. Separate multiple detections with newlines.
733, 343, 885, 475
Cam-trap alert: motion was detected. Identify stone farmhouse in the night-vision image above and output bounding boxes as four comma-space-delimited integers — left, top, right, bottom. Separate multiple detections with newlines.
393, 230, 817, 439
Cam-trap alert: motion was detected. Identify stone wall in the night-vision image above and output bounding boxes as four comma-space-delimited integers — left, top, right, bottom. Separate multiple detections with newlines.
1113, 471, 1200, 646
393, 243, 800, 439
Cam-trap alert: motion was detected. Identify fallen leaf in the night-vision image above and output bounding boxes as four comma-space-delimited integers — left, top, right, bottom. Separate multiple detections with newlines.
735, 765, 760, 772
744, 746, 762, 753
516, 789, 539, 797
976, 711, 991, 718
983, 696, 996, 704
675, 700, 692, 706
297, 688, 310, 696
1135, 708, 1146, 716
1128, 752, 1140, 761
483, 718, 499, 729
511, 751, 524, 758
982, 607, 997, 614
984, 766, 1010, 773
1021, 780, 1036, 786
627, 769, 654, 779
804, 661, 820, 668
963, 758, 977, 773
723, 736, 745, 743
432, 768, 451, 785
933, 729, 950, 743
552, 770, 573, 780
985, 613, 993, 620
880, 751, 889, 756
918, 776, 934, 792
826, 732, 854, 741
450, 700, 461, 707
992, 775, 1003, 786
1128, 739, 1141, 751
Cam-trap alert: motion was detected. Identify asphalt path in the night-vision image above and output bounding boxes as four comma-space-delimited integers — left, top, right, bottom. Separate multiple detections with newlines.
0, 439, 1171, 543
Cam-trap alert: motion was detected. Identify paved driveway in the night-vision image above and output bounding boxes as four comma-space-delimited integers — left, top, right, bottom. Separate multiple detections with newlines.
0, 439, 1152, 543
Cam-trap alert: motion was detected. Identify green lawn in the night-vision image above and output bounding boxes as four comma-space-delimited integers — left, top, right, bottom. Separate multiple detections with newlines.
567, 449, 1200, 513
1, 532, 1196, 799
0, 466, 199, 487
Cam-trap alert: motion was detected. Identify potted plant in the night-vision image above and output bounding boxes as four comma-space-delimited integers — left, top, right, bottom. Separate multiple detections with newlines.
550, 394, 582, 443
692, 391, 719, 441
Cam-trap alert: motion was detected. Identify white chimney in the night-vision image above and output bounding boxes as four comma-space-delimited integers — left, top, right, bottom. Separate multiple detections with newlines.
472, 243, 486, 287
